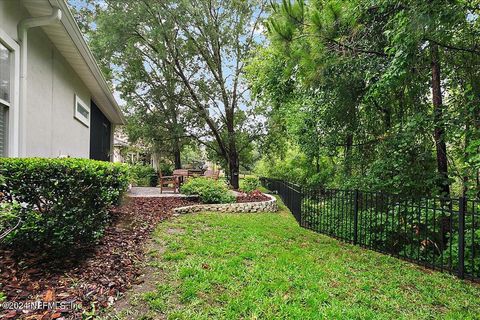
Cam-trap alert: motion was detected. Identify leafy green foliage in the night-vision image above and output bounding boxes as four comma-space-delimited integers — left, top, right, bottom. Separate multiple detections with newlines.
248, 0, 480, 198
129, 164, 157, 187
301, 190, 480, 277
255, 145, 334, 187
158, 162, 174, 176
240, 176, 261, 193
180, 178, 235, 204
0, 201, 21, 236
0, 158, 129, 251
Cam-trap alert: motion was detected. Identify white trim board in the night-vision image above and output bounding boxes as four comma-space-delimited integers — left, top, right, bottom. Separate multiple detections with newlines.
0, 27, 20, 157
74, 93, 90, 127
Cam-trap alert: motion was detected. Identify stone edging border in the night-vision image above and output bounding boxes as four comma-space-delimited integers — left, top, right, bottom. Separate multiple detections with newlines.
173, 193, 278, 214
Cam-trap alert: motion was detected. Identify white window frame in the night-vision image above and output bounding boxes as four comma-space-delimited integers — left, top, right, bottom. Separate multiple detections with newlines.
74, 93, 90, 127
0, 28, 20, 157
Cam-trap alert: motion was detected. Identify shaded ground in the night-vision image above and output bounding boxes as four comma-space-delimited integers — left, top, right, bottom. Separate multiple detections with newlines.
107, 198, 480, 320
0, 197, 196, 319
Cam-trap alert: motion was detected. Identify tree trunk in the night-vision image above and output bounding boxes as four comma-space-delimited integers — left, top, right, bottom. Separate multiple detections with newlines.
470, 80, 480, 198
170, 108, 182, 170
463, 122, 470, 197
431, 44, 450, 197
226, 128, 240, 189
173, 142, 181, 169
228, 151, 240, 189
383, 107, 391, 130
225, 102, 239, 189
344, 133, 353, 177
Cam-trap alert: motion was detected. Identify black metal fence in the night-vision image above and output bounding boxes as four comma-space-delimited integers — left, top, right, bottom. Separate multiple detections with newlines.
261, 177, 480, 281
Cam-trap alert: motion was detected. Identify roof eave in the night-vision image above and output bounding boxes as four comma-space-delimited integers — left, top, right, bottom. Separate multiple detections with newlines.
51, 0, 125, 125
21, 0, 125, 125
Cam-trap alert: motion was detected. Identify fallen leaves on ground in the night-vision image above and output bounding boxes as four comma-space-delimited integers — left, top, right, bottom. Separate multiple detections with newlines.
236, 190, 270, 203
0, 197, 196, 319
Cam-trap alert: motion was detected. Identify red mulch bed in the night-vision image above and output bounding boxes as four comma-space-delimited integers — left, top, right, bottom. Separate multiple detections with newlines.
236, 190, 270, 203
0, 197, 196, 320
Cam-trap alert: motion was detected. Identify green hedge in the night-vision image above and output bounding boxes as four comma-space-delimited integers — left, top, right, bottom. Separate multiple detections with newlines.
129, 164, 157, 187
180, 177, 235, 204
0, 158, 129, 250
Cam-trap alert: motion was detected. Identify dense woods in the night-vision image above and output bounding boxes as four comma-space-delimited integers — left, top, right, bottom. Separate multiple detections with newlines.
249, 0, 480, 198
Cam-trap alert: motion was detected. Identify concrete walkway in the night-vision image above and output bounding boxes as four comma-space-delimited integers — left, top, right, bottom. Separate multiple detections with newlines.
127, 187, 241, 198
127, 187, 192, 198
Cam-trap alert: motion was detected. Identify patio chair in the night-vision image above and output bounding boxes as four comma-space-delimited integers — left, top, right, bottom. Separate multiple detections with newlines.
158, 171, 179, 194
203, 170, 220, 180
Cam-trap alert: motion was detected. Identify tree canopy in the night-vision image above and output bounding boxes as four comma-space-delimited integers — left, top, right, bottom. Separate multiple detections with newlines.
71, 0, 266, 188
248, 0, 480, 198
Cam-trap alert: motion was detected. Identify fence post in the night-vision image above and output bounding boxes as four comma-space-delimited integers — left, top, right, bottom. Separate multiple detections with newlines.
353, 189, 359, 245
299, 186, 303, 226
458, 196, 466, 279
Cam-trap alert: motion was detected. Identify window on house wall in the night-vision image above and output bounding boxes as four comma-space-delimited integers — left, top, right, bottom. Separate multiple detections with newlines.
74, 94, 90, 127
0, 42, 10, 156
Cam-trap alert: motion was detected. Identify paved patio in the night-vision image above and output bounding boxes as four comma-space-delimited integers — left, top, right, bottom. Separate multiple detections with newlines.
127, 187, 241, 198
127, 187, 193, 198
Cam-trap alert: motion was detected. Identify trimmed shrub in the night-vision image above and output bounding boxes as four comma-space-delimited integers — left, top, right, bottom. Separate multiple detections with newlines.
0, 201, 22, 238
0, 158, 129, 250
158, 162, 173, 176
180, 177, 235, 204
129, 164, 157, 187
240, 176, 261, 193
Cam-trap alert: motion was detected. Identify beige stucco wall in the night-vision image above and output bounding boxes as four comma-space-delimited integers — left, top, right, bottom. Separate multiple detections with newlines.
0, 0, 21, 39
0, 0, 91, 158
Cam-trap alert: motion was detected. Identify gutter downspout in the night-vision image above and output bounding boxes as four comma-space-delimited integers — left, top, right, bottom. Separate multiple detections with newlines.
17, 7, 62, 157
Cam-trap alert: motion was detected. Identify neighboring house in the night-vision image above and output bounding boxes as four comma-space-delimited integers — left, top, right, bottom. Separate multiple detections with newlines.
0, 0, 124, 161
112, 129, 129, 164
112, 129, 155, 166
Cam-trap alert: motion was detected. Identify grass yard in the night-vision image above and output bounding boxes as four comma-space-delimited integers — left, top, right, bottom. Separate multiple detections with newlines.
111, 199, 480, 320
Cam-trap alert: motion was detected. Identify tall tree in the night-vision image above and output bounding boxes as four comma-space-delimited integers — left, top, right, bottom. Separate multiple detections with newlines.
118, 53, 195, 169
249, 0, 480, 197
72, 0, 266, 189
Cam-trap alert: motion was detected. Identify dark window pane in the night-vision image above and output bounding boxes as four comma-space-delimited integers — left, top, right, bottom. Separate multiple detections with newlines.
0, 43, 10, 103
77, 102, 89, 119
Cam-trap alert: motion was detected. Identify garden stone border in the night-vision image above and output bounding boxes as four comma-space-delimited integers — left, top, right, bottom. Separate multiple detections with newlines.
173, 193, 278, 214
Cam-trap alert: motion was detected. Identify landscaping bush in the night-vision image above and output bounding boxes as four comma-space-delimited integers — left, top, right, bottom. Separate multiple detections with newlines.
129, 164, 157, 187
0, 175, 19, 237
240, 176, 261, 193
0, 201, 22, 237
158, 162, 174, 176
0, 158, 129, 251
180, 177, 235, 204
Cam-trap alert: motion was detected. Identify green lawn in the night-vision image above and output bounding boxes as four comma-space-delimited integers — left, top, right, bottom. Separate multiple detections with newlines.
112, 199, 480, 320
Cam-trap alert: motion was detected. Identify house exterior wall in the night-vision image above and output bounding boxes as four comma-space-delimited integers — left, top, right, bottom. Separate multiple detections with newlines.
0, 0, 96, 158
27, 28, 91, 158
